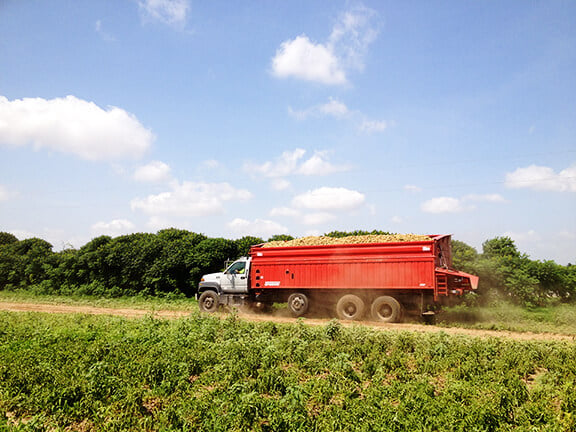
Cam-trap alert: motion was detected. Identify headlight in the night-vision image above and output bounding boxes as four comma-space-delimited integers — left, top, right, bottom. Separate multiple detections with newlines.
200, 277, 205, 282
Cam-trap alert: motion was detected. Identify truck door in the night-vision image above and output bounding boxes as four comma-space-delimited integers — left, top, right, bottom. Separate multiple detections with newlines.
220, 260, 249, 294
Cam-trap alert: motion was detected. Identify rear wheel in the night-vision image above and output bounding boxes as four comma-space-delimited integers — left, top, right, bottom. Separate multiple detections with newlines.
336, 294, 365, 320
287, 293, 309, 317
198, 291, 220, 313
371, 296, 402, 323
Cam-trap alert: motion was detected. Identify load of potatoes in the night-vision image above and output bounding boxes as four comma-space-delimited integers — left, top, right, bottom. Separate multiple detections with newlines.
262, 234, 432, 248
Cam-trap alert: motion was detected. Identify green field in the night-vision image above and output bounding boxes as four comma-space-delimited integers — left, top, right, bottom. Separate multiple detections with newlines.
1, 309, 575, 431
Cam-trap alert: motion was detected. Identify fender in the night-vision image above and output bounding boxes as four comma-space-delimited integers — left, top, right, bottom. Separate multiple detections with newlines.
197, 281, 222, 296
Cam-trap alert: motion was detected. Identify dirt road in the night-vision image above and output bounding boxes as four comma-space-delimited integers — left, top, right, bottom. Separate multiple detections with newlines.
1, 301, 574, 342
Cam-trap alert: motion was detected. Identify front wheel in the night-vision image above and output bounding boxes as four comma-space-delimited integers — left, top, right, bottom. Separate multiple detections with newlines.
198, 291, 220, 313
336, 294, 365, 320
371, 296, 402, 323
287, 293, 309, 317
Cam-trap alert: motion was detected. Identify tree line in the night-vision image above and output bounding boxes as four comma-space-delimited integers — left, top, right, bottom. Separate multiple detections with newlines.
0, 230, 574, 306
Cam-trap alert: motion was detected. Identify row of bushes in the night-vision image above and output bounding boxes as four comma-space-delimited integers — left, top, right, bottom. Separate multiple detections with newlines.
453, 237, 576, 306
0, 229, 275, 298
0, 230, 574, 305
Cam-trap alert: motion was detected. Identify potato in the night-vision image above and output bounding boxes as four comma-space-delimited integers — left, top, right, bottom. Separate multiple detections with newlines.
262, 234, 431, 248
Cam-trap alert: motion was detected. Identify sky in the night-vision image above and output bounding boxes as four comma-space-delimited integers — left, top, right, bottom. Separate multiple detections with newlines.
1, 0, 575, 264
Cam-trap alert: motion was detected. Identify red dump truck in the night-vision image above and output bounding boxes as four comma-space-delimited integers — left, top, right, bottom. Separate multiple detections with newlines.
196, 235, 478, 322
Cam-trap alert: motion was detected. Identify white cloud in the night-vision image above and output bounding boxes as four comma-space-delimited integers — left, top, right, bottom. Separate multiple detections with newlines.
358, 119, 387, 134
297, 151, 349, 176
133, 160, 172, 183
269, 207, 301, 218
328, 5, 379, 72
131, 181, 252, 218
271, 5, 378, 85
320, 98, 349, 117
138, 0, 190, 27
289, 98, 388, 135
246, 148, 306, 178
421, 192, 506, 214
292, 187, 365, 211
245, 148, 349, 178
91, 219, 135, 236
301, 212, 337, 225
271, 35, 346, 85
391, 216, 404, 224
0, 95, 153, 161
505, 164, 576, 192
289, 98, 350, 120
421, 197, 468, 214
227, 218, 288, 238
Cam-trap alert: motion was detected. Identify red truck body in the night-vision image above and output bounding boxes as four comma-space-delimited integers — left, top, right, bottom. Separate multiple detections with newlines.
197, 234, 478, 322
249, 235, 478, 301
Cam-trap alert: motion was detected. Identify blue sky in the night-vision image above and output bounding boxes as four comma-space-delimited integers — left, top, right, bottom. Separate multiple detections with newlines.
1, 0, 575, 264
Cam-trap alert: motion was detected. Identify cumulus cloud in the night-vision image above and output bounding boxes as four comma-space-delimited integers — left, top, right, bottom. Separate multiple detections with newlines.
505, 164, 576, 192
298, 151, 349, 176
289, 97, 388, 134
0, 95, 153, 161
271, 5, 378, 85
246, 148, 306, 178
301, 212, 337, 225
130, 181, 252, 218
292, 187, 365, 211
227, 218, 288, 238
133, 160, 172, 183
421, 197, 467, 214
328, 5, 378, 72
421, 193, 505, 214
271, 35, 346, 85
288, 98, 350, 120
138, 0, 190, 27
91, 219, 135, 236
245, 148, 349, 179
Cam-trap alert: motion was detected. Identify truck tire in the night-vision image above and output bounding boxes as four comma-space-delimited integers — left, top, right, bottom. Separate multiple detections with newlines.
287, 293, 309, 317
336, 294, 365, 321
371, 296, 402, 323
198, 291, 220, 313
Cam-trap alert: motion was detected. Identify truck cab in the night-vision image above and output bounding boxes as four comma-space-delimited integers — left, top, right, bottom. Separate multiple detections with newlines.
197, 257, 250, 312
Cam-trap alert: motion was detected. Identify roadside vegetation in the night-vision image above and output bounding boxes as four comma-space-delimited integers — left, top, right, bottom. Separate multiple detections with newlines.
0, 289, 198, 312
1, 311, 575, 431
437, 302, 576, 335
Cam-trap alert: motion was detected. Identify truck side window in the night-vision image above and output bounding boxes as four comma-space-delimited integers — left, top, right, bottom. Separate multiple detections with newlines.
225, 262, 246, 275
